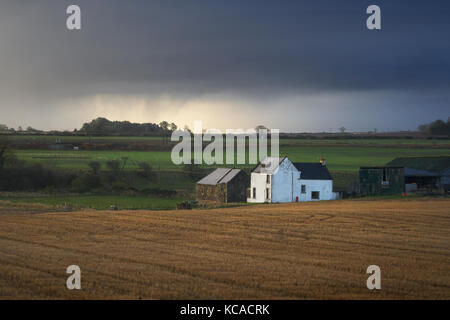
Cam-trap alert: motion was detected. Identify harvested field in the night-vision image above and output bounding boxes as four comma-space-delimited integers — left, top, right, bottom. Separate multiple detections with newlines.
0, 198, 449, 299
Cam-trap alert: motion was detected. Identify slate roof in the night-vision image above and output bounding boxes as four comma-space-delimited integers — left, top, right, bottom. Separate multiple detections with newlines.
197, 168, 243, 185
293, 163, 333, 180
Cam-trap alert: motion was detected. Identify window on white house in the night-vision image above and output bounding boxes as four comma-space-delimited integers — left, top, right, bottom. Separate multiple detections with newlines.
266, 188, 270, 200
311, 191, 320, 199
252, 187, 256, 199
301, 185, 306, 194
266, 175, 270, 184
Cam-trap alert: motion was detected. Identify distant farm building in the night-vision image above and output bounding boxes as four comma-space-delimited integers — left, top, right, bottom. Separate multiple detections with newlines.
247, 157, 338, 203
359, 156, 450, 195
387, 156, 450, 192
359, 167, 406, 195
196, 168, 250, 203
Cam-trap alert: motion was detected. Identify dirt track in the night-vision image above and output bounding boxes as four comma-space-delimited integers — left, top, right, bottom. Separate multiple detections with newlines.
0, 198, 449, 299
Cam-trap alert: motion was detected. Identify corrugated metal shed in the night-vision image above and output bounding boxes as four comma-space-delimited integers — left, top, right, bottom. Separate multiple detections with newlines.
197, 168, 243, 185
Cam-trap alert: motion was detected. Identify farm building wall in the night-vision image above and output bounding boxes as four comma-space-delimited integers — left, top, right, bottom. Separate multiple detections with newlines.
441, 169, 450, 191
248, 158, 300, 203
196, 184, 227, 202
225, 171, 250, 202
196, 170, 249, 203
248, 172, 270, 203
271, 159, 300, 203
359, 167, 405, 195
296, 179, 336, 201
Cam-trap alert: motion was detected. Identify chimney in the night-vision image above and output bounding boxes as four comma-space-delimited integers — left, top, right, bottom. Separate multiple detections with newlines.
320, 156, 326, 166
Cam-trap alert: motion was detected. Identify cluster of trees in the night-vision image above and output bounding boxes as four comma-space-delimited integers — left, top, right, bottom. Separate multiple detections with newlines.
79, 117, 178, 136
418, 118, 450, 136
0, 124, 41, 133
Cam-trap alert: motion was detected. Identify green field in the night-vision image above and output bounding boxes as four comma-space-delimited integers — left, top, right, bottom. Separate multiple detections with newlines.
0, 195, 182, 210
4, 135, 164, 143
3, 136, 449, 209
5, 134, 450, 147
14, 143, 450, 172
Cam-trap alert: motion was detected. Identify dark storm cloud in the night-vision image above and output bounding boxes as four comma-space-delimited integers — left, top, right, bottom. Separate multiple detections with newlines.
0, 0, 449, 130
2, 0, 450, 95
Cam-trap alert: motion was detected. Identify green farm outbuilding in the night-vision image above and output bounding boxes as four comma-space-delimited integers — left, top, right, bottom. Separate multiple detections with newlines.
360, 156, 450, 195
359, 167, 405, 195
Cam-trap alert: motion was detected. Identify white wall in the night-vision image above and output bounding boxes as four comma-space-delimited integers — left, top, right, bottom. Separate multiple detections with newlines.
247, 158, 337, 203
296, 179, 336, 201
247, 158, 300, 203
247, 172, 270, 203
272, 160, 300, 203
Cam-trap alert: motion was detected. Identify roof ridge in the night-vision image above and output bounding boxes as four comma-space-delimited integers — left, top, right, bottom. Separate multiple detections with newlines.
217, 168, 234, 184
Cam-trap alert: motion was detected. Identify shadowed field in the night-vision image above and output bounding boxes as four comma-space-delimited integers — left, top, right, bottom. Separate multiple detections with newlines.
0, 198, 449, 299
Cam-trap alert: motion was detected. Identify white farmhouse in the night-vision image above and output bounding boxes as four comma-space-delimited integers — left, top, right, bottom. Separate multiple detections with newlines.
247, 157, 338, 203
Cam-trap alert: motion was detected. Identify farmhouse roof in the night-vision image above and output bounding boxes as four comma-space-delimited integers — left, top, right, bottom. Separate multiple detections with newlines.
252, 157, 286, 174
197, 168, 243, 185
293, 162, 333, 180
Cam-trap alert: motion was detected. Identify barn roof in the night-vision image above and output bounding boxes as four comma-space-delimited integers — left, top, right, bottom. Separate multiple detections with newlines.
293, 163, 333, 180
386, 156, 450, 173
403, 167, 441, 177
197, 168, 243, 185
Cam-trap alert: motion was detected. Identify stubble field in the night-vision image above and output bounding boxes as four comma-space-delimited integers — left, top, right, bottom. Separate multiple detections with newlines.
0, 198, 449, 299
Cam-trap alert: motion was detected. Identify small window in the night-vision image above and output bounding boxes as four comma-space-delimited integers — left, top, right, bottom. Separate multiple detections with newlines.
266, 188, 270, 200
311, 191, 320, 200
266, 175, 271, 184
382, 168, 389, 186
301, 185, 306, 194
252, 187, 256, 199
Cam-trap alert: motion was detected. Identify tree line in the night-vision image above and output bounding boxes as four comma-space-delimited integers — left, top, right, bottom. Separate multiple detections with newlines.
418, 118, 450, 136
0, 117, 186, 136
78, 117, 179, 136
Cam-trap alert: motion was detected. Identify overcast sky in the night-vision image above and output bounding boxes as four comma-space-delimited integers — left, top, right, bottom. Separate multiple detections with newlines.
0, 0, 449, 132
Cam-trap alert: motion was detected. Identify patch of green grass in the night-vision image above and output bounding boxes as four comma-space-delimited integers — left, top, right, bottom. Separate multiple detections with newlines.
280, 145, 450, 172
6, 135, 450, 146
0, 195, 183, 210
14, 145, 450, 172
10, 138, 450, 193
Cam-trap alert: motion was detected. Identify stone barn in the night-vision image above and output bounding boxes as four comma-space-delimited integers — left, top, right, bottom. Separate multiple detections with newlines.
196, 168, 249, 203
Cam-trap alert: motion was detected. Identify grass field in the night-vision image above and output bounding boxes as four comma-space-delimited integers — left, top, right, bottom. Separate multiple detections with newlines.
8, 137, 450, 196
0, 196, 182, 210
6, 134, 450, 146
0, 198, 448, 299
14, 143, 450, 172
